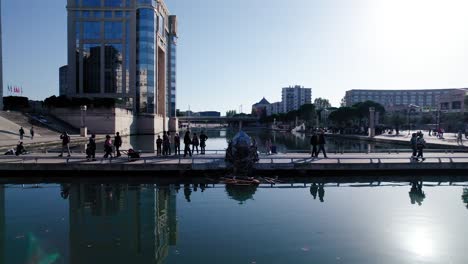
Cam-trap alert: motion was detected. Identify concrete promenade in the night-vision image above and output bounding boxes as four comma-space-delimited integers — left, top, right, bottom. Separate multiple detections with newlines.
1, 152, 468, 176
329, 130, 468, 149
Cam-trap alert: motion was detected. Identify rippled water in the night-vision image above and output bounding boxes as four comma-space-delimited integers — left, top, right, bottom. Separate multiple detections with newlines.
1, 180, 467, 264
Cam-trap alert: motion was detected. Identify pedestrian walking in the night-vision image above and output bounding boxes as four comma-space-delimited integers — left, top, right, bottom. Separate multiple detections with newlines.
199, 131, 208, 155
192, 133, 200, 154
317, 130, 328, 158
19, 127, 25, 140
114, 132, 122, 157
174, 133, 181, 156
58, 132, 71, 157
103, 135, 113, 158
162, 131, 169, 156
156, 135, 163, 156
457, 130, 463, 145
183, 131, 192, 158
416, 134, 426, 161
310, 130, 318, 158
86, 134, 96, 161
30, 127, 35, 140
410, 133, 418, 160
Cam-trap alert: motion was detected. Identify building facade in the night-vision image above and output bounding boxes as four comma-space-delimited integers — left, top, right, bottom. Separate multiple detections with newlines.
66, 0, 177, 116
59, 65, 68, 96
343, 89, 464, 110
0, 0, 3, 110
266, 102, 282, 116
438, 89, 468, 113
281, 85, 312, 113
251, 97, 270, 118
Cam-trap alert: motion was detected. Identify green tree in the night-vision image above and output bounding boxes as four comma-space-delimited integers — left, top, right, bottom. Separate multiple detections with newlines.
328, 107, 358, 126
297, 104, 317, 125
314, 98, 331, 110
226, 110, 237, 117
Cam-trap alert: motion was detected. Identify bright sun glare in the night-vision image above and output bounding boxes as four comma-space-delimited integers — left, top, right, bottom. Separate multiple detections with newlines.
405, 227, 434, 258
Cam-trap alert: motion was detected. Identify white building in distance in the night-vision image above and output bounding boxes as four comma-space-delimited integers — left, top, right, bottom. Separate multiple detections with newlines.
281, 85, 312, 113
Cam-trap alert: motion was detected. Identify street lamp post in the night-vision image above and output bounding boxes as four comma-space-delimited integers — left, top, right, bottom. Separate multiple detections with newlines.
369, 107, 375, 138
80, 105, 87, 137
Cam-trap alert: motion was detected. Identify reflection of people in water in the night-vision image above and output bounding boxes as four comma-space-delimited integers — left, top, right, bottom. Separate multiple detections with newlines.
60, 184, 70, 199
310, 183, 318, 199
462, 188, 468, 209
318, 183, 325, 203
409, 181, 426, 206
184, 184, 192, 202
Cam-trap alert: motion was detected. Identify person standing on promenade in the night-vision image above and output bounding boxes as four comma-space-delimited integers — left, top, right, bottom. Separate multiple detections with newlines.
192, 133, 200, 154
103, 135, 113, 159
184, 131, 192, 158
59, 132, 71, 157
416, 133, 426, 162
114, 132, 122, 157
199, 131, 208, 155
174, 133, 181, 156
162, 131, 169, 156
19, 127, 25, 140
30, 127, 35, 140
265, 139, 272, 155
86, 134, 96, 161
310, 130, 318, 158
156, 135, 163, 156
410, 133, 418, 160
317, 130, 328, 158
166, 131, 172, 155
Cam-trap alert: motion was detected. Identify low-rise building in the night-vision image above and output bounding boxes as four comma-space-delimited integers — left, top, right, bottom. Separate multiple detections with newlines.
251, 98, 270, 118
267, 102, 283, 116
439, 89, 468, 113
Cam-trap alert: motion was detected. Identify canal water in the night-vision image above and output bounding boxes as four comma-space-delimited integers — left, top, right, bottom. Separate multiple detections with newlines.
117, 128, 419, 154
1, 180, 467, 263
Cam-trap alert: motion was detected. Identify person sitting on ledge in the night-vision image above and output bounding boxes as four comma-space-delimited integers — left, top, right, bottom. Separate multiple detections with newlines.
15, 142, 27, 156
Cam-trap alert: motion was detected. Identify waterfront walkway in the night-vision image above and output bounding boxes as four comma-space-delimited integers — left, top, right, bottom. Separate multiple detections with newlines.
1, 152, 468, 175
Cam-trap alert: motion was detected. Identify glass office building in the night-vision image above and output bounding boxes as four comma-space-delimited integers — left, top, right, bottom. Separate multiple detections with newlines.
67, 0, 177, 116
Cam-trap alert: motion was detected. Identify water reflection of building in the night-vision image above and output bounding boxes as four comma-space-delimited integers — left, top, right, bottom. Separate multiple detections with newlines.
0, 185, 4, 264
69, 184, 177, 263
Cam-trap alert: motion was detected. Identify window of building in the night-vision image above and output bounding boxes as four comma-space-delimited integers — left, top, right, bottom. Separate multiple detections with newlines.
452, 101, 462, 109
83, 44, 101, 93
440, 102, 449, 110
105, 21, 123, 39
82, 0, 101, 7
105, 0, 124, 7
105, 11, 113, 18
83, 22, 101, 39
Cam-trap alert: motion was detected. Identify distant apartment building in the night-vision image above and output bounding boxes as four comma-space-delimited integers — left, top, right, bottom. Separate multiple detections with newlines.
343, 89, 464, 109
281, 85, 312, 113
438, 89, 468, 113
59, 65, 68, 96
267, 102, 283, 116
251, 98, 270, 118
0, 0, 3, 110
66, 0, 178, 117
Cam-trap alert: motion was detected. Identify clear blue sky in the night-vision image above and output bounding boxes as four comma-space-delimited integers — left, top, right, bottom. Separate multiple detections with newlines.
3, 0, 468, 113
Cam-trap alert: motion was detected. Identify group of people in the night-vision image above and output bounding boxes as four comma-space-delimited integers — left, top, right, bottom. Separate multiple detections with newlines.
86, 132, 122, 160
182, 131, 209, 157
410, 132, 427, 161
156, 130, 208, 157
310, 129, 328, 158
19, 126, 34, 140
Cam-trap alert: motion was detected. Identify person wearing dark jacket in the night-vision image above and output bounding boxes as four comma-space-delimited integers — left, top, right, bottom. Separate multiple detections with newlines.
156, 135, 163, 156
86, 134, 97, 161
317, 130, 327, 158
310, 131, 318, 158
114, 132, 122, 157
174, 133, 181, 156
183, 131, 192, 158
15, 142, 26, 156
59, 132, 71, 157
410, 133, 418, 160
192, 133, 200, 154
19, 127, 25, 140
199, 131, 208, 155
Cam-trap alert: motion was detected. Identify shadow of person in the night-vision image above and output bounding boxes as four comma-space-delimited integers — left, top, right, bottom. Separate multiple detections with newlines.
409, 181, 426, 206
310, 183, 318, 200
184, 184, 192, 203
318, 183, 325, 203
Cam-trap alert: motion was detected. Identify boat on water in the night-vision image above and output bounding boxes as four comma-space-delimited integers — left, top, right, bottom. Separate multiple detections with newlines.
222, 177, 260, 186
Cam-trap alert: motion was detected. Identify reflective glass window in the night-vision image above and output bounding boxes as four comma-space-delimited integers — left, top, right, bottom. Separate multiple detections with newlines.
104, 0, 124, 7
82, 11, 91, 18
105, 22, 123, 39
82, 0, 101, 7
83, 44, 101, 93
94, 11, 102, 18
115, 11, 123, 18
137, 0, 156, 6
104, 44, 123, 93
105, 11, 113, 18
83, 22, 101, 39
